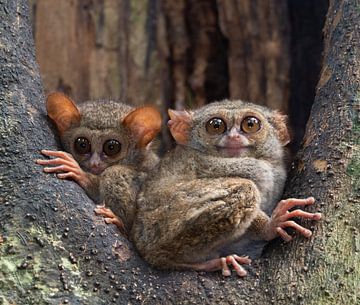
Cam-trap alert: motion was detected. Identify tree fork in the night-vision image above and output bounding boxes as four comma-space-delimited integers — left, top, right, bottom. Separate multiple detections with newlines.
0, 1, 358, 305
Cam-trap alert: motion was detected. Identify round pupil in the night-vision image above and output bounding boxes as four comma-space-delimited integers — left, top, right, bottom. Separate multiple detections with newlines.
213, 120, 222, 129
104, 140, 121, 156
241, 116, 261, 133
247, 119, 255, 128
75, 137, 90, 154
206, 117, 226, 135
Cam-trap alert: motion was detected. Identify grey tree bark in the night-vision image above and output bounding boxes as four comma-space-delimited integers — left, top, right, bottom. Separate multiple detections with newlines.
0, 1, 358, 305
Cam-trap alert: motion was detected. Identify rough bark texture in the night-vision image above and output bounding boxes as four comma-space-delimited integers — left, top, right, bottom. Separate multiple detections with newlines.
0, 1, 359, 305
258, 0, 360, 304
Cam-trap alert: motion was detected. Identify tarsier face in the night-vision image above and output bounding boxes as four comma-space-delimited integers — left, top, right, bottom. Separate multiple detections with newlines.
168, 100, 290, 159
192, 107, 271, 158
46, 92, 162, 175
63, 126, 131, 175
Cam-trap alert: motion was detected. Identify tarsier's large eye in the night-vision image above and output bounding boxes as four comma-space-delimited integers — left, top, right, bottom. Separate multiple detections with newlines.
206, 118, 227, 135
241, 116, 261, 134
74, 137, 91, 154
103, 140, 121, 156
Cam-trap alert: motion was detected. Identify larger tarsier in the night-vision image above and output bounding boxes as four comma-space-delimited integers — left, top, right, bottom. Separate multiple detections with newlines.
131, 100, 321, 277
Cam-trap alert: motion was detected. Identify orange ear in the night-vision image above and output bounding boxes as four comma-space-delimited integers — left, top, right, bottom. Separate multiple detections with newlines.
46, 92, 80, 134
123, 106, 162, 148
167, 109, 192, 145
271, 111, 291, 146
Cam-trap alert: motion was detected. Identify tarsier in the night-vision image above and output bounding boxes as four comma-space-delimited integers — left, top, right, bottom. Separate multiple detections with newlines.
131, 100, 321, 277
37, 92, 161, 234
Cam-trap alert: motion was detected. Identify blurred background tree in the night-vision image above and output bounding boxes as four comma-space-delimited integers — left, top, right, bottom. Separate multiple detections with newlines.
29, 0, 328, 151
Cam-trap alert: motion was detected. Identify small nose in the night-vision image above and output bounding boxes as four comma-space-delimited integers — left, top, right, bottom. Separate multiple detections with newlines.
228, 127, 241, 139
89, 153, 101, 168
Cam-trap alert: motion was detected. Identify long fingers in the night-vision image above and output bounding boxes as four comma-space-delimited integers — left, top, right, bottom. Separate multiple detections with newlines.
221, 257, 231, 277
40, 149, 74, 161
42, 164, 81, 175
57, 172, 81, 181
275, 197, 315, 215
36, 157, 78, 169
279, 209, 322, 222
226, 255, 247, 277
233, 254, 251, 265
276, 227, 293, 242
280, 221, 312, 238
94, 207, 117, 218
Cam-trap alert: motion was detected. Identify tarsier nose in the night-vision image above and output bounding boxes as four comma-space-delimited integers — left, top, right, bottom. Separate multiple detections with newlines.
228, 133, 241, 140
228, 127, 241, 139
91, 161, 100, 168
89, 153, 101, 168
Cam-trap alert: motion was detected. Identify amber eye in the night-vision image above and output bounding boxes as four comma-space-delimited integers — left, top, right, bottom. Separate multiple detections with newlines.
241, 116, 261, 133
103, 140, 121, 156
74, 137, 91, 154
205, 118, 227, 135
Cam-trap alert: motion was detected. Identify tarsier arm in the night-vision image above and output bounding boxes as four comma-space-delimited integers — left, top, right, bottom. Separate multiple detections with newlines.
36, 149, 101, 202
196, 156, 273, 181
249, 197, 322, 242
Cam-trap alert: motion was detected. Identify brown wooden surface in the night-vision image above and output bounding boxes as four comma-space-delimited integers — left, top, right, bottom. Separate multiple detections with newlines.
32, 0, 163, 106
217, 0, 291, 112
31, 0, 327, 149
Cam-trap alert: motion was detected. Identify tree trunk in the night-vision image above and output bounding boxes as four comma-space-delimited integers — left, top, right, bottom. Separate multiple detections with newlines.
30, 0, 163, 107
0, 1, 358, 305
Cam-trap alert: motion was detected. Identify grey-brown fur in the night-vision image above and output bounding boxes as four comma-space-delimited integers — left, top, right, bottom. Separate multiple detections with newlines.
42, 93, 161, 233
131, 100, 289, 268
69, 101, 159, 230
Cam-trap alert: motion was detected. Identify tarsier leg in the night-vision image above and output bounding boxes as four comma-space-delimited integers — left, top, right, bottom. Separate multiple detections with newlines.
177, 178, 259, 243
267, 197, 322, 241
142, 178, 260, 276
94, 205, 127, 237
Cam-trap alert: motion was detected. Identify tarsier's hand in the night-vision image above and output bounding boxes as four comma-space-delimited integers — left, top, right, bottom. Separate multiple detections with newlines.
266, 197, 322, 242
36, 150, 91, 189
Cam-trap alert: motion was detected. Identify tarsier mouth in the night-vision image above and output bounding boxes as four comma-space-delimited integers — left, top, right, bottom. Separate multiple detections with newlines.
88, 166, 105, 175
216, 145, 249, 157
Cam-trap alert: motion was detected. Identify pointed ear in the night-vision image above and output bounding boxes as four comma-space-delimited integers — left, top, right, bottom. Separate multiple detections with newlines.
122, 106, 162, 148
270, 111, 291, 146
167, 109, 192, 145
46, 92, 80, 134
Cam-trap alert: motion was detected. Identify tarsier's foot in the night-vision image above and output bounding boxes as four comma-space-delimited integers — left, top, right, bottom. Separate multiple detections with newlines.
36, 150, 89, 187
94, 205, 127, 237
188, 254, 251, 277
267, 197, 322, 242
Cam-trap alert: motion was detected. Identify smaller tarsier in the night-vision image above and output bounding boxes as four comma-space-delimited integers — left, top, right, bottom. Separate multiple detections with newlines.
131, 100, 321, 277
37, 92, 161, 234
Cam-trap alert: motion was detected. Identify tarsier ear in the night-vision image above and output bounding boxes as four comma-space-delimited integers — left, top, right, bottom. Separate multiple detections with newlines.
122, 106, 162, 148
46, 92, 81, 134
270, 111, 291, 146
167, 109, 192, 145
